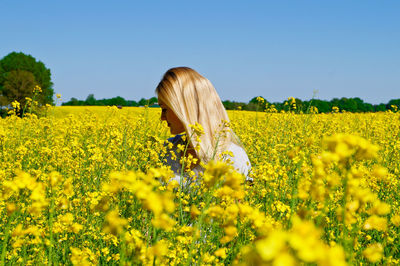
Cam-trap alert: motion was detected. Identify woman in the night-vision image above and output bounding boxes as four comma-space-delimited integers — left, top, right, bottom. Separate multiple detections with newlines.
156, 67, 251, 184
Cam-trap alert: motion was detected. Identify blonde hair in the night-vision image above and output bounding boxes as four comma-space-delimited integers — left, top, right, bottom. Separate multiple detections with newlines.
156, 67, 240, 163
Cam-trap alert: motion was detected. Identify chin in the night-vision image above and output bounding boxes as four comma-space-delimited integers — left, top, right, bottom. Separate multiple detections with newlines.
171, 129, 183, 135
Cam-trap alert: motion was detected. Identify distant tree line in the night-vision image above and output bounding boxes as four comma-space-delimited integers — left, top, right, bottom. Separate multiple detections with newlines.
63, 95, 400, 113
223, 97, 400, 113
62, 94, 158, 107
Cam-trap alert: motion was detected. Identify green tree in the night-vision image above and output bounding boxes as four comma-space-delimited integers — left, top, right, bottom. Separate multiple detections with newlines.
222, 100, 235, 110
138, 98, 147, 106
127, 100, 138, 107
85, 94, 96, 105
62, 97, 84, 106
311, 99, 332, 113
352, 97, 365, 112
294, 98, 303, 112
248, 96, 269, 111
149, 97, 158, 105
0, 70, 37, 107
388, 99, 400, 108
0, 52, 54, 105
364, 103, 373, 112
374, 103, 387, 112
108, 96, 127, 106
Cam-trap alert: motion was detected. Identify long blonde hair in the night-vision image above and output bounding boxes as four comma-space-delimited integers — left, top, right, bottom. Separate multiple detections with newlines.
156, 67, 240, 163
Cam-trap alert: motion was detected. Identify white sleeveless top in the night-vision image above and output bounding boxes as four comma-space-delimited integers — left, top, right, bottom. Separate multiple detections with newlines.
163, 135, 252, 184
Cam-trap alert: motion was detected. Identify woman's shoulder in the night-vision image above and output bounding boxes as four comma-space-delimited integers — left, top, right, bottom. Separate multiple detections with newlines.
224, 142, 252, 176
227, 143, 250, 161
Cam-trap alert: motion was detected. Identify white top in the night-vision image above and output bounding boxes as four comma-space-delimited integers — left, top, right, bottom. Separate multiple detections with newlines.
163, 134, 252, 184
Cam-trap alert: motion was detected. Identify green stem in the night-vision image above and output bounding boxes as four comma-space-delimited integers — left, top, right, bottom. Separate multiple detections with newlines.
119, 232, 127, 265
178, 132, 195, 225
48, 196, 55, 265
287, 158, 303, 228
185, 183, 219, 266
341, 169, 349, 251
1, 213, 15, 264
264, 180, 268, 215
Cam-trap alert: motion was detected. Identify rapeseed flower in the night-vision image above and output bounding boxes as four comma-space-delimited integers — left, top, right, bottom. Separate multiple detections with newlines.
0, 106, 399, 264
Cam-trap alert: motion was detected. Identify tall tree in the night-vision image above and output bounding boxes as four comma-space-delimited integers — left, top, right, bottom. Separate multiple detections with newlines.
85, 94, 96, 105
0, 70, 37, 107
388, 99, 400, 108
138, 98, 148, 106
0, 52, 54, 105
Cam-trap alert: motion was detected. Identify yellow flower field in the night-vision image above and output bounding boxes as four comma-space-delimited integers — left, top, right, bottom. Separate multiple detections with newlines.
0, 106, 399, 265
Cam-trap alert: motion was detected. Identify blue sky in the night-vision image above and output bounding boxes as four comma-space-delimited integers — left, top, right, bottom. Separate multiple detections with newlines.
1, 0, 399, 104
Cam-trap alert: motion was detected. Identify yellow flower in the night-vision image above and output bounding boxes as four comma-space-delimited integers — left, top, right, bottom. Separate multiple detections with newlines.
255, 231, 287, 261
103, 210, 128, 236
203, 160, 233, 187
189, 122, 204, 136
152, 213, 175, 231
363, 243, 383, 263
214, 248, 227, 259
190, 204, 201, 219
59, 212, 74, 225
363, 215, 387, 231
49, 171, 62, 187
372, 165, 388, 179
289, 218, 325, 262
391, 215, 400, 226
274, 251, 295, 266
33, 85, 42, 93
256, 96, 265, 104
12, 224, 24, 237
220, 225, 237, 244
63, 178, 75, 198
71, 223, 83, 233
148, 240, 168, 258
6, 203, 17, 216
70, 247, 91, 266
370, 201, 391, 216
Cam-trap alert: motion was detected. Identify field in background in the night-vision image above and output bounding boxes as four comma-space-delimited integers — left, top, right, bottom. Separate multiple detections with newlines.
0, 106, 399, 265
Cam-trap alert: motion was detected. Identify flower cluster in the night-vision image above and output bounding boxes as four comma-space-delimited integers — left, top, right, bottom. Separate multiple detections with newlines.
0, 106, 399, 264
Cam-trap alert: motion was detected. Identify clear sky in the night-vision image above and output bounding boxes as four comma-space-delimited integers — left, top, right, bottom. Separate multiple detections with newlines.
1, 0, 399, 104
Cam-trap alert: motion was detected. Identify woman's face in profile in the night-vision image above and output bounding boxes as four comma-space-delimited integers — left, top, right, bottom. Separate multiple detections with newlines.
158, 98, 185, 135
